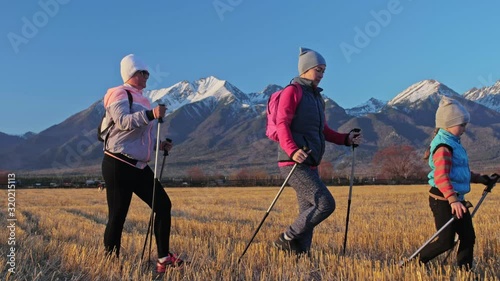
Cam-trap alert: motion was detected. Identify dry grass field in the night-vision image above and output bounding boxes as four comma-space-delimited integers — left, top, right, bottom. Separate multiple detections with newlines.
1, 184, 499, 281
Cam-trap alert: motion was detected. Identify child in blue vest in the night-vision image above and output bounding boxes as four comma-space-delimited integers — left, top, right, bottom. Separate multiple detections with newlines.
420, 96, 491, 269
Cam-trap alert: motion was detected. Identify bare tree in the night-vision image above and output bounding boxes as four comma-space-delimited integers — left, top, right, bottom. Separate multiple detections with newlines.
232, 168, 250, 180
318, 161, 334, 181
187, 166, 205, 181
372, 145, 426, 181
228, 168, 266, 180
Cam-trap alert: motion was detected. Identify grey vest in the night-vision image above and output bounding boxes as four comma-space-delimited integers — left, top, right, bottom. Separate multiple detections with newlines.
278, 77, 325, 166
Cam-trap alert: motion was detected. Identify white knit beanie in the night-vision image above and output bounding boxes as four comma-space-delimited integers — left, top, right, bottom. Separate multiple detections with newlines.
298, 47, 326, 75
435, 96, 470, 128
120, 54, 148, 83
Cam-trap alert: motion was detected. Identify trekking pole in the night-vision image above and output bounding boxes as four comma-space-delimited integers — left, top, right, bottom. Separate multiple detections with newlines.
342, 128, 361, 255
238, 147, 309, 263
141, 138, 172, 263
141, 102, 166, 264
158, 138, 172, 178
441, 173, 499, 263
399, 201, 474, 267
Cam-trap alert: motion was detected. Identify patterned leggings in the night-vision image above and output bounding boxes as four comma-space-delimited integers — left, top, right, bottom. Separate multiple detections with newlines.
280, 164, 335, 252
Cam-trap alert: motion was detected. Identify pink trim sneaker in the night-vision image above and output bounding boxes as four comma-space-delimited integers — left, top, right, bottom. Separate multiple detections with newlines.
156, 253, 184, 273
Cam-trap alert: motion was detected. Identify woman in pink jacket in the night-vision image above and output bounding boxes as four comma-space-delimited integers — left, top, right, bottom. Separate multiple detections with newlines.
273, 48, 362, 256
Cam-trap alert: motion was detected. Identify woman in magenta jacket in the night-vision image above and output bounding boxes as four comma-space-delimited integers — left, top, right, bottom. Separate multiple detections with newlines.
273, 47, 362, 255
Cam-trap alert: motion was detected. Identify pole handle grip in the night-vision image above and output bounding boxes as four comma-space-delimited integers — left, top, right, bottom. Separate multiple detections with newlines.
464, 201, 473, 209
349, 128, 361, 148
156, 101, 165, 123
484, 173, 499, 192
163, 138, 172, 156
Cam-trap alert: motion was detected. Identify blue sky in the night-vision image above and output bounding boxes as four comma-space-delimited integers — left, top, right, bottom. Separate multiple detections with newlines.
2, 0, 499, 135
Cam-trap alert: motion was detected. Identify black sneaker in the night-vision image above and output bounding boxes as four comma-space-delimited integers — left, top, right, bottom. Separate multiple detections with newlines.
273, 233, 300, 254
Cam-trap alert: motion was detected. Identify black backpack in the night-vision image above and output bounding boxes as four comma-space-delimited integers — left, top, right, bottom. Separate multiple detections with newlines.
97, 90, 133, 142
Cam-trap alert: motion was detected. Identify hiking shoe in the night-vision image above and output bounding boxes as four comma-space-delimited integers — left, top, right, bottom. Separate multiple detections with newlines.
273, 233, 300, 254
156, 253, 184, 272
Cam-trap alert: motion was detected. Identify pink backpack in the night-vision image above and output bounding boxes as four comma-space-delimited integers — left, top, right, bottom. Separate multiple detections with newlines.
265, 82, 302, 142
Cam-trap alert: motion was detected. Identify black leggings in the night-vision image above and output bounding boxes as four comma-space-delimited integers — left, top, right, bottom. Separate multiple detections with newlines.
419, 196, 475, 268
102, 154, 172, 258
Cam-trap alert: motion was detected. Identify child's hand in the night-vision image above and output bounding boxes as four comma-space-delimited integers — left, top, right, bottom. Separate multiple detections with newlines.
450, 201, 467, 219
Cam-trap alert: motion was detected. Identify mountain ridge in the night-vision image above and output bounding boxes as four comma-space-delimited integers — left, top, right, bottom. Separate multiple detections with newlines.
2, 76, 500, 177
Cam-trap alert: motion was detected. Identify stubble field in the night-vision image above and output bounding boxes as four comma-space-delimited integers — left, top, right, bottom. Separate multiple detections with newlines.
1, 184, 499, 281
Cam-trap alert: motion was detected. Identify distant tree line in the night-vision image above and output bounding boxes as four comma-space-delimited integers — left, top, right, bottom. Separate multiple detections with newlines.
3, 145, 447, 189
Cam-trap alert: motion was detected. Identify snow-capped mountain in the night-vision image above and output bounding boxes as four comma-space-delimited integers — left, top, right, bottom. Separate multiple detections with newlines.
346, 98, 386, 116
146, 76, 249, 111
387, 79, 461, 111
463, 80, 500, 111
1, 76, 499, 176
248, 84, 282, 104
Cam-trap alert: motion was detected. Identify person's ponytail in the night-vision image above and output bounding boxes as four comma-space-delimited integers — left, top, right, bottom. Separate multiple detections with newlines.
423, 128, 440, 160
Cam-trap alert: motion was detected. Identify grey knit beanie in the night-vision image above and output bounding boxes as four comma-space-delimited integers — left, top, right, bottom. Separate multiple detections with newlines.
435, 96, 470, 128
298, 47, 326, 74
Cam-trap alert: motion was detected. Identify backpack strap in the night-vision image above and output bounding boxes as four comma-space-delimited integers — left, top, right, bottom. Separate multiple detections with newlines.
125, 90, 133, 110
104, 90, 133, 147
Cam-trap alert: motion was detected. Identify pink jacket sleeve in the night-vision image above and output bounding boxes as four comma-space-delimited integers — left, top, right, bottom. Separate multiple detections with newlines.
276, 86, 301, 157
324, 123, 348, 145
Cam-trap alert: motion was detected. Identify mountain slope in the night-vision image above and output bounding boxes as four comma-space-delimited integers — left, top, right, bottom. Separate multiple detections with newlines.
346, 98, 386, 116
2, 77, 500, 177
463, 81, 500, 111
388, 79, 460, 109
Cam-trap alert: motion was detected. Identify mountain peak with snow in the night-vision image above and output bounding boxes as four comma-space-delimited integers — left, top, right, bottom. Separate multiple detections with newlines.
260, 84, 282, 96
387, 79, 459, 108
191, 76, 228, 96
126, 77, 500, 120
346, 98, 386, 116
463, 80, 500, 111
145, 76, 249, 112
